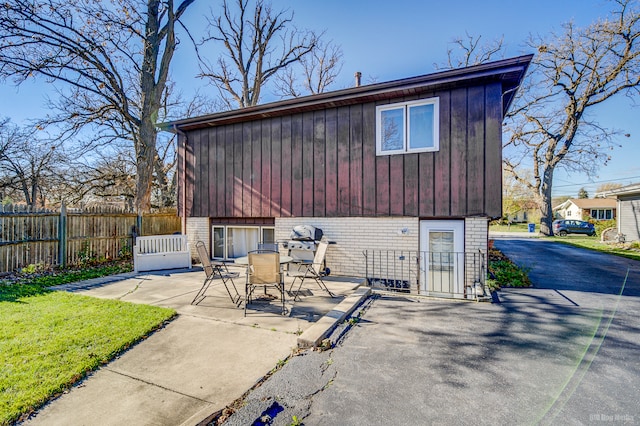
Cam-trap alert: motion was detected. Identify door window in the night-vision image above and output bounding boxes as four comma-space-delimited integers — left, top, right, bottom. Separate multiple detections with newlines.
227, 227, 259, 259
428, 231, 455, 293
262, 228, 275, 244
212, 227, 225, 258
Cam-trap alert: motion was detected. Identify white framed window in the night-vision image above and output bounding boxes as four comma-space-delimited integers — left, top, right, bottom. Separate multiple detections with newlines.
211, 225, 275, 259
590, 209, 613, 220
376, 97, 439, 156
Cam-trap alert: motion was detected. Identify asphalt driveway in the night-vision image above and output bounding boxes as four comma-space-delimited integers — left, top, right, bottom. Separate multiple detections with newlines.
222, 238, 640, 425
495, 238, 640, 297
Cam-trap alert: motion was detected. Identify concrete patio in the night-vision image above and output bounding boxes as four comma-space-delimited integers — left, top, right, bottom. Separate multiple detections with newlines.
22, 266, 367, 426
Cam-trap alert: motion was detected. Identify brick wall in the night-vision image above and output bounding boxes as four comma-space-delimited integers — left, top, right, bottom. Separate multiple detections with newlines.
276, 217, 419, 277
185, 215, 488, 291
464, 217, 489, 288
185, 217, 210, 261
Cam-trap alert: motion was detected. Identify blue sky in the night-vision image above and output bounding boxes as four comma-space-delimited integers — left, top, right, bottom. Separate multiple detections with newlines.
1, 0, 638, 197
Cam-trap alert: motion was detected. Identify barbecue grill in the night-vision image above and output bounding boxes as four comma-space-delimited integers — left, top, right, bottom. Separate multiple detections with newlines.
282, 225, 323, 262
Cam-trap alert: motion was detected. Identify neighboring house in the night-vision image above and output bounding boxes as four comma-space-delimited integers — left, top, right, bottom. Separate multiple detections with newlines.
168, 55, 531, 298
601, 183, 640, 242
506, 200, 539, 223
553, 198, 616, 221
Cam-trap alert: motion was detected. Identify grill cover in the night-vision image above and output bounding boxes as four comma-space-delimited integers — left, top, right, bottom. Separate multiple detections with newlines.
290, 225, 323, 241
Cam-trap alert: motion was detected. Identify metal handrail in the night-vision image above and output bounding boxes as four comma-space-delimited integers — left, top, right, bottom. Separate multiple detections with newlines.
363, 249, 487, 299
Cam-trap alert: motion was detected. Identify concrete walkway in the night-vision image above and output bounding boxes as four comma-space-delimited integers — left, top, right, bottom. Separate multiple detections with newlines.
21, 267, 367, 426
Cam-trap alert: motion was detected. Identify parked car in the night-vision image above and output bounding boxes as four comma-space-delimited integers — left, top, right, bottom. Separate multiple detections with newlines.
552, 219, 596, 237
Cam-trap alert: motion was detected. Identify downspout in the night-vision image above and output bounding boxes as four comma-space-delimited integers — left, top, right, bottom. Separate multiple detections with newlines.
173, 124, 188, 235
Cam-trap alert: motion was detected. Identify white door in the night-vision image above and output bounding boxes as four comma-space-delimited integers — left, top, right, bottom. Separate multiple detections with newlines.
420, 220, 464, 297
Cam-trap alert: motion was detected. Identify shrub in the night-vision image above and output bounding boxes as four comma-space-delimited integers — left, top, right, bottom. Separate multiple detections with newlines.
485, 278, 500, 291
489, 260, 531, 288
1, 261, 133, 301
20, 262, 48, 275
488, 248, 531, 289
118, 239, 133, 259
592, 219, 616, 237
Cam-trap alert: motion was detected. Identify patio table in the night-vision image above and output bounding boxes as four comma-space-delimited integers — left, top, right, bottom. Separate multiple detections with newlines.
234, 255, 293, 265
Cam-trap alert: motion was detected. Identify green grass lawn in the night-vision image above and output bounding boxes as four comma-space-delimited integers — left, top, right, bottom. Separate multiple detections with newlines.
545, 236, 640, 261
489, 223, 640, 261
0, 287, 175, 424
489, 223, 535, 233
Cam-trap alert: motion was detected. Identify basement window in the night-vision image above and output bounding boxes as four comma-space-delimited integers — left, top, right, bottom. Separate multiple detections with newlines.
376, 97, 439, 156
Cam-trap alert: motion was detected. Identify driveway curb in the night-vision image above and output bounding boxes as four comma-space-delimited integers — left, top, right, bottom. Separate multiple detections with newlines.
297, 285, 371, 348
179, 284, 372, 426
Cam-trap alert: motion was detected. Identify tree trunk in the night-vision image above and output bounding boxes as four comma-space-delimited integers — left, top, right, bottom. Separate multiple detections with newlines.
134, 0, 184, 213
135, 122, 157, 214
19, 174, 32, 207
539, 167, 554, 236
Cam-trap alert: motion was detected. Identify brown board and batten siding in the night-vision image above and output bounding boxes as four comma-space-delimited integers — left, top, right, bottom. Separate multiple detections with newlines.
174, 55, 533, 221
183, 84, 502, 219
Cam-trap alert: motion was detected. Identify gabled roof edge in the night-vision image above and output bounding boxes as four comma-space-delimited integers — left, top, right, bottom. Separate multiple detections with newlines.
600, 182, 640, 197
164, 54, 533, 132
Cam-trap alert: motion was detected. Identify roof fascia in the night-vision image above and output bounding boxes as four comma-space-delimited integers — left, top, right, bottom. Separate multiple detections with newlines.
166, 54, 533, 132
603, 184, 640, 197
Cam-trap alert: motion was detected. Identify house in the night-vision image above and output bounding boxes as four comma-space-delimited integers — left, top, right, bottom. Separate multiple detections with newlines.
601, 183, 640, 242
506, 199, 540, 223
553, 198, 617, 221
168, 55, 532, 298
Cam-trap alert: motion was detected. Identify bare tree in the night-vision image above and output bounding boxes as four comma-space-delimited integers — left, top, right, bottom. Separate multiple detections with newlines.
274, 39, 343, 98
62, 143, 172, 210
0, 117, 9, 157
504, 0, 640, 235
502, 167, 541, 223
0, 122, 66, 207
60, 83, 214, 210
198, 0, 319, 109
72, 152, 137, 210
435, 32, 505, 70
381, 114, 402, 151
595, 182, 623, 194
49, 81, 213, 210
0, 118, 16, 202
154, 133, 177, 209
153, 84, 214, 209
0, 0, 195, 213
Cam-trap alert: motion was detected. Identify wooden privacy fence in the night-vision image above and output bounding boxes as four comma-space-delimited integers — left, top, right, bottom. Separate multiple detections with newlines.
0, 205, 181, 273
